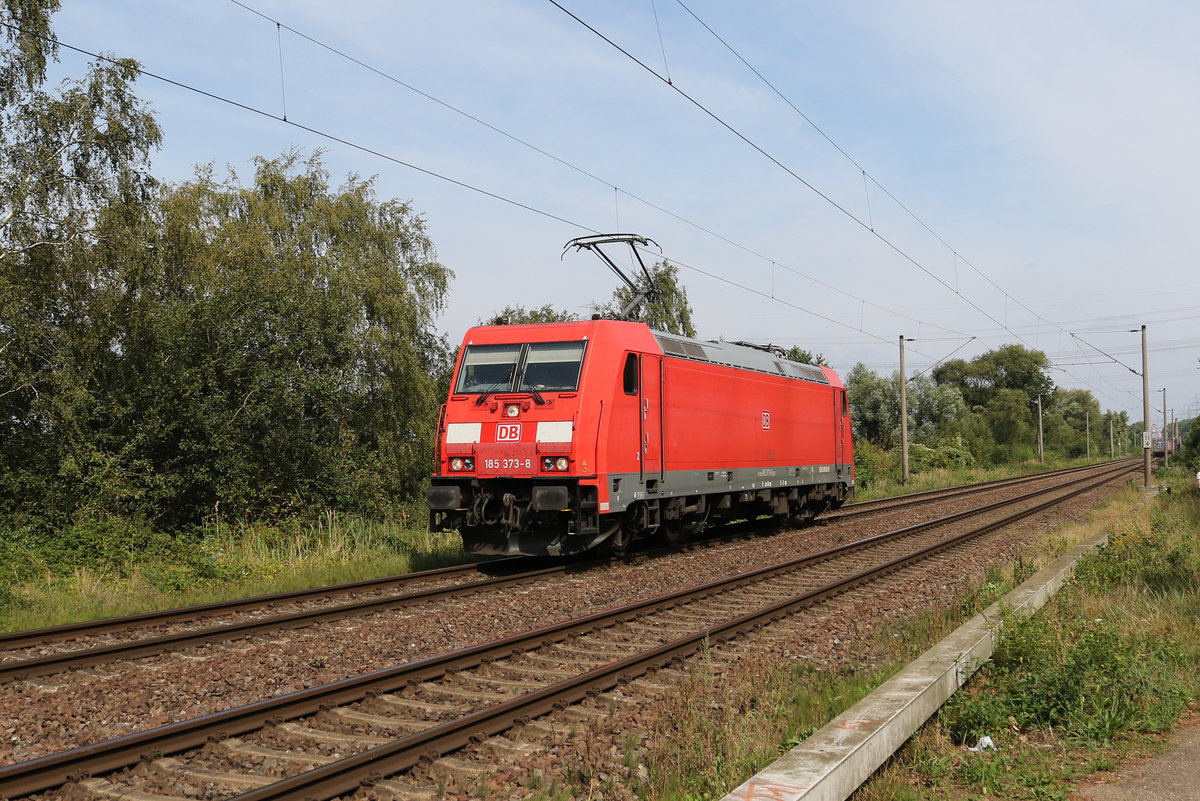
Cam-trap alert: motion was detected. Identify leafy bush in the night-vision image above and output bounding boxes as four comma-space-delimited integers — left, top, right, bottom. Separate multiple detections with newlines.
909, 436, 975, 472
1078, 507, 1199, 596
853, 438, 896, 487
945, 608, 1189, 745
946, 503, 1200, 749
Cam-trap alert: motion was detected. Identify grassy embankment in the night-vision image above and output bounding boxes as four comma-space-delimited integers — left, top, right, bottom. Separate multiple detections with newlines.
0, 458, 1111, 633
0, 457, 1119, 634
0, 505, 466, 633
854, 467, 1199, 801
521, 463, 1196, 800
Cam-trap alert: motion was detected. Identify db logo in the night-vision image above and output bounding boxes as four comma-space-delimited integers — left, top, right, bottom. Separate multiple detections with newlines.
496, 423, 522, 442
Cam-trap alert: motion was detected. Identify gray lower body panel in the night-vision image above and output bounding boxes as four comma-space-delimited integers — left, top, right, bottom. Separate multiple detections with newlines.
605, 463, 853, 514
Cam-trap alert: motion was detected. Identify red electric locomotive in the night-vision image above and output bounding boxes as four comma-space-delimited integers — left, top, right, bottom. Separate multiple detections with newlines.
427, 318, 855, 556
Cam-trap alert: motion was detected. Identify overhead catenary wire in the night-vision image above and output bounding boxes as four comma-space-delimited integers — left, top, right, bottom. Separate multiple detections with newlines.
0, 19, 925, 351
544, 0, 1034, 349
224, 0, 971, 340
547, 1, 1148, 411
274, 21, 287, 121
649, 0, 672, 84
911, 335, 977, 378
670, 0, 1144, 378
11, 10, 1157, 414
663, 4, 1161, 405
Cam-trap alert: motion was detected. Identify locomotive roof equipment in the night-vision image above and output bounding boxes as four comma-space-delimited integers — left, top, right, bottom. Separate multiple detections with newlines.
562, 233, 661, 321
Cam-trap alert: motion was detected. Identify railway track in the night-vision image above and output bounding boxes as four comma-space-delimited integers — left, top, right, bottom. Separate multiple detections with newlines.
0, 459, 1138, 686
0, 460, 1137, 801
827, 457, 1131, 518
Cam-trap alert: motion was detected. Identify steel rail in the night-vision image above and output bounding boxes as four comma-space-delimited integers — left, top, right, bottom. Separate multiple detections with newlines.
227, 462, 1138, 801
0, 461, 1135, 800
0, 460, 1131, 683
0, 560, 506, 650
0, 562, 574, 684
833, 458, 1134, 516
0, 459, 1125, 650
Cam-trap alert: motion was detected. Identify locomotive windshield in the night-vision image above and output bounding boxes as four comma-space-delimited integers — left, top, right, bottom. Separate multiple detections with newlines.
456, 341, 586, 394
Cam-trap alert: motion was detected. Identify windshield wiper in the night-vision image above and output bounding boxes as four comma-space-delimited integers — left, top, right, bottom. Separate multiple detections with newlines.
515, 365, 548, 405
474, 367, 515, 406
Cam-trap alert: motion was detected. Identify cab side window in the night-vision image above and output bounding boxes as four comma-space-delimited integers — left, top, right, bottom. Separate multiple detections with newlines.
623, 353, 639, 395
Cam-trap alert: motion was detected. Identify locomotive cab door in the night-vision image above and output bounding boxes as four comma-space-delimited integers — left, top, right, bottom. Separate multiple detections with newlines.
640, 354, 664, 484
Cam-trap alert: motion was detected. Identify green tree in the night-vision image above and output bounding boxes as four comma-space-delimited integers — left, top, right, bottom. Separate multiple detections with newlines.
2, 150, 452, 529
987, 388, 1035, 460
933, 344, 1054, 411
1101, 411, 1130, 456
942, 409, 995, 464
117, 153, 451, 525
846, 363, 899, 449
783, 346, 828, 366
1051, 388, 1102, 458
600, 259, 696, 337
845, 364, 965, 452
908, 374, 967, 442
1, 1, 161, 258
1, 0, 162, 525
481, 303, 577, 325
1181, 417, 1200, 470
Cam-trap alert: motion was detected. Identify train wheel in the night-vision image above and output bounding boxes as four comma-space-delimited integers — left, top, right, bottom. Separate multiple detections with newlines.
657, 518, 684, 548
609, 523, 633, 556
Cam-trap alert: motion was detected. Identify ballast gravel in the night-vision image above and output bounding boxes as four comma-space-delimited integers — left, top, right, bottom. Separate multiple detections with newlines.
0, 469, 1128, 775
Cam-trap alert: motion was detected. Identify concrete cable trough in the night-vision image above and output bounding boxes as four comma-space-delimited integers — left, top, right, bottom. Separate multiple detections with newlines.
720, 510, 1135, 801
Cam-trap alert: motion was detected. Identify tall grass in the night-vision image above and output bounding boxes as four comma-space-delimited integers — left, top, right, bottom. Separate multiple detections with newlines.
613, 563, 1023, 800
599, 467, 1170, 799
855, 467, 1200, 800
0, 510, 468, 632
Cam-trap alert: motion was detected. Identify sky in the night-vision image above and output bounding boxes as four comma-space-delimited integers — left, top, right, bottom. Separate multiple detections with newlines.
41, 1, 1200, 429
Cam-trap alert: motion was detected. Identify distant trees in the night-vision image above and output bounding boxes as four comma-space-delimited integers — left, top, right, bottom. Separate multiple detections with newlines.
846, 366, 965, 451
928, 344, 1057, 462
783, 346, 827, 366
932, 344, 1053, 412
598, 259, 696, 338
481, 304, 578, 325
848, 342, 1131, 480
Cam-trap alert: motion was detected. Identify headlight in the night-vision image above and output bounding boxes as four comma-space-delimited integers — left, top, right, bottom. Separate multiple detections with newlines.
449, 457, 474, 471
542, 457, 555, 471
450, 457, 464, 471
555, 457, 569, 471
505, 404, 520, 418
